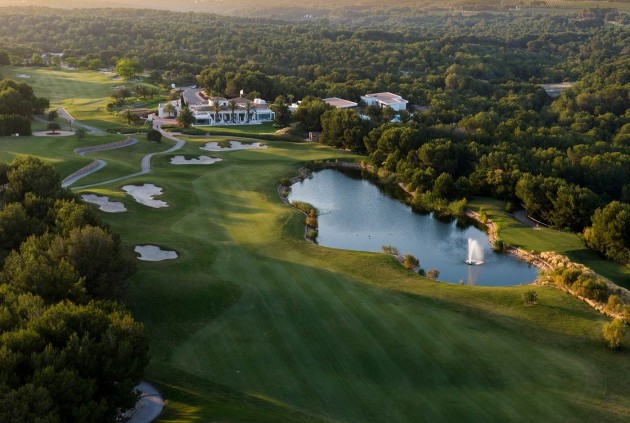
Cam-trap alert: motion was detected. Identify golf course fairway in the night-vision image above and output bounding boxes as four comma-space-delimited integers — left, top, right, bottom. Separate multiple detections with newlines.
47, 135, 628, 423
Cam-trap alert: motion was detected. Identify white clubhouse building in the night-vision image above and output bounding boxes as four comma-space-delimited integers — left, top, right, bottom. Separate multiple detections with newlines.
158, 95, 275, 126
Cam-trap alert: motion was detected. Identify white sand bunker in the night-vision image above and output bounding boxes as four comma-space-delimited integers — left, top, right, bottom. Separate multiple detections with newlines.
201, 141, 268, 151
134, 245, 178, 261
122, 184, 169, 208
16, 74, 31, 78
82, 194, 127, 213
170, 155, 223, 165
32, 130, 75, 137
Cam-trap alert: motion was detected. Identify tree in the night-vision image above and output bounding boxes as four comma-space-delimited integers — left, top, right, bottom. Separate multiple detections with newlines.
583, 201, 630, 265
163, 102, 176, 118
120, 109, 136, 125
270, 96, 291, 127
176, 106, 195, 128
115, 58, 142, 79
3, 156, 61, 204
522, 290, 538, 306
47, 122, 61, 134
146, 128, 162, 143
75, 127, 87, 140
602, 319, 626, 350
293, 96, 332, 132
320, 108, 369, 153
47, 109, 58, 122
227, 99, 238, 122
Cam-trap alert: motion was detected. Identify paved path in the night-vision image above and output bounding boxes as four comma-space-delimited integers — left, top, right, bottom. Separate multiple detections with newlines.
58, 108, 106, 134
126, 382, 164, 423
61, 138, 138, 188
72, 127, 185, 189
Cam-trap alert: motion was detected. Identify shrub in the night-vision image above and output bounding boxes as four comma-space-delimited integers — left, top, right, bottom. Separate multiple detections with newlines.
522, 290, 538, 306
606, 294, 622, 313
602, 319, 626, 350
146, 128, 162, 142
505, 201, 516, 213
75, 127, 87, 139
280, 177, 292, 187
427, 268, 440, 279
493, 239, 506, 252
180, 128, 206, 135
478, 208, 488, 223
402, 254, 419, 270
306, 229, 318, 241
381, 245, 400, 256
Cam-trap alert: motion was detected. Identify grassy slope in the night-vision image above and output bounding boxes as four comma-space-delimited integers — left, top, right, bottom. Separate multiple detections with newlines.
0, 132, 126, 178
5, 66, 160, 130
68, 138, 630, 422
468, 197, 630, 288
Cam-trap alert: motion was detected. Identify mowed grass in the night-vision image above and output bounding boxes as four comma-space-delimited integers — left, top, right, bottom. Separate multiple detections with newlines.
63, 141, 630, 422
5, 66, 148, 128
469, 197, 630, 288
7, 68, 630, 422
0, 132, 126, 178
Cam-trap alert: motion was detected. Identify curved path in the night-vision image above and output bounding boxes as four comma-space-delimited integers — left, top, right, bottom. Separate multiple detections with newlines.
62, 138, 138, 188
126, 382, 165, 423
72, 131, 185, 189
58, 108, 106, 134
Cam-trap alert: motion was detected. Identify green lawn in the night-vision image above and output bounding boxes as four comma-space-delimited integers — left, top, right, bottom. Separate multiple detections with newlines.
65, 142, 630, 422
6, 66, 160, 129
469, 197, 630, 288
0, 132, 126, 178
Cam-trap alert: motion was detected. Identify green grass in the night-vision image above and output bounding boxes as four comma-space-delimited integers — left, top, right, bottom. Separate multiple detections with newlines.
0, 132, 127, 178
469, 197, 630, 288
68, 142, 630, 423
6, 68, 630, 422
5, 66, 159, 129
195, 122, 277, 134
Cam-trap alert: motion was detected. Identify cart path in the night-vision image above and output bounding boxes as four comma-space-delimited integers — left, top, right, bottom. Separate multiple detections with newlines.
71, 129, 185, 190
126, 382, 165, 423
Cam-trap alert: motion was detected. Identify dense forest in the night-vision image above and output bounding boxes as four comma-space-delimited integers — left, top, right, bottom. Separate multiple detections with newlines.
0, 6, 628, 267
0, 154, 149, 419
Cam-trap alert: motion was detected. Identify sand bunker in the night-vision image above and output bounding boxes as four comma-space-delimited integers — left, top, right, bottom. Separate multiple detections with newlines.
201, 141, 268, 151
122, 184, 169, 208
16, 74, 31, 78
170, 155, 223, 165
32, 130, 75, 137
82, 194, 127, 213
134, 245, 178, 261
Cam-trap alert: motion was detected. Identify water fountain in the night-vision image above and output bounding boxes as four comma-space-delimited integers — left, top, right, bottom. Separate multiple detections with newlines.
466, 238, 484, 265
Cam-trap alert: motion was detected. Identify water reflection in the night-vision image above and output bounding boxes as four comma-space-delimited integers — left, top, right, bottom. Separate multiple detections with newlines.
287, 169, 538, 286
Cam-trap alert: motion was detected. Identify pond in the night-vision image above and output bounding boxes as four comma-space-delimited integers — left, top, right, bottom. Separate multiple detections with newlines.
287, 169, 538, 286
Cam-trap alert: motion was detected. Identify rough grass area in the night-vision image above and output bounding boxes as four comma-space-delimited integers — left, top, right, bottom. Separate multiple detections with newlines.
469, 197, 630, 288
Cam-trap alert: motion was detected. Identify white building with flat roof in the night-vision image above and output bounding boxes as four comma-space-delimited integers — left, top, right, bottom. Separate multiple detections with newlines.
360, 92, 408, 111
192, 97, 274, 126
323, 97, 358, 109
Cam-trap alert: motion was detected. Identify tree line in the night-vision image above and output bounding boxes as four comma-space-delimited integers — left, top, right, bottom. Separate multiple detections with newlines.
0, 156, 148, 422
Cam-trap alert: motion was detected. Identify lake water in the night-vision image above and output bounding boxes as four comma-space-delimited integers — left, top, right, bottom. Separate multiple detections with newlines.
287, 169, 538, 286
